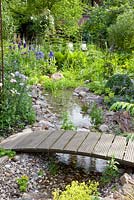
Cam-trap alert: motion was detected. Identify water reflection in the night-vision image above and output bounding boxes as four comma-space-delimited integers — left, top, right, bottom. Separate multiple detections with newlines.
45, 90, 91, 130
56, 153, 107, 173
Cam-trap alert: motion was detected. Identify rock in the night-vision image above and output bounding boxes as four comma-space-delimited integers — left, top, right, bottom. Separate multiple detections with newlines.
5, 164, 11, 169
120, 173, 132, 185
0, 156, 8, 165
22, 192, 50, 200
79, 91, 87, 98
122, 183, 134, 195
105, 111, 115, 116
113, 191, 123, 199
99, 124, 109, 132
38, 120, 55, 129
74, 87, 89, 94
51, 73, 64, 80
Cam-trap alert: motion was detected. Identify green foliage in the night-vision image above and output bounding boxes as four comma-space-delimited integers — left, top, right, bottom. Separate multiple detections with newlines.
90, 103, 103, 127
0, 70, 35, 135
0, 148, 16, 158
16, 175, 29, 192
52, 0, 83, 37
61, 112, 76, 130
125, 133, 134, 142
53, 180, 100, 200
108, 10, 134, 51
38, 169, 44, 177
105, 74, 133, 95
100, 156, 119, 185
110, 102, 134, 116
0, 47, 36, 135
48, 159, 59, 176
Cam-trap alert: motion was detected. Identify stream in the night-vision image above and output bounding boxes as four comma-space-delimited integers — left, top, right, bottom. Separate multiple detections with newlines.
45, 89, 107, 173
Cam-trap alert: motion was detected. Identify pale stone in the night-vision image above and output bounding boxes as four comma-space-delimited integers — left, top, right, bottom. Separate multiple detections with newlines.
120, 173, 131, 185
51, 73, 64, 80
99, 124, 109, 132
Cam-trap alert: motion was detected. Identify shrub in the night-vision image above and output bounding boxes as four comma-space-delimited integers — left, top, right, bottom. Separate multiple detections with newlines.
0, 71, 35, 135
108, 10, 134, 51
53, 180, 99, 200
105, 74, 133, 95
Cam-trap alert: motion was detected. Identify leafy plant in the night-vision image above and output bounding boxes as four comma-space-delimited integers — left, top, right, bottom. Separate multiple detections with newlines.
38, 169, 44, 177
105, 74, 133, 95
61, 112, 76, 130
16, 175, 29, 192
100, 156, 119, 185
48, 158, 59, 176
90, 103, 103, 127
110, 102, 134, 116
53, 180, 100, 200
0, 148, 16, 158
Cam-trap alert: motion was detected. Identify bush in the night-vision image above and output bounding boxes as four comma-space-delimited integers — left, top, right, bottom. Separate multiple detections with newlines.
53, 180, 99, 200
105, 74, 133, 95
0, 71, 35, 135
108, 10, 134, 51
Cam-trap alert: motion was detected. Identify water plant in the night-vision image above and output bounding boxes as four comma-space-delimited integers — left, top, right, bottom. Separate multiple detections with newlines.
100, 156, 119, 185
61, 112, 76, 131
16, 175, 29, 192
90, 103, 103, 128
53, 180, 100, 200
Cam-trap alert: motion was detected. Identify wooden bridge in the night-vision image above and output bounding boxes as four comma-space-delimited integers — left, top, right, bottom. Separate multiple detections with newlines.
0, 130, 134, 166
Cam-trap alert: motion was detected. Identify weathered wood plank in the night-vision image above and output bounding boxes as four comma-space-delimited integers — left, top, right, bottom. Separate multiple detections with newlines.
108, 136, 127, 160
78, 132, 101, 154
93, 134, 115, 157
13, 130, 53, 150
37, 130, 64, 150
64, 131, 89, 152
51, 131, 77, 151
123, 140, 134, 163
0, 131, 31, 149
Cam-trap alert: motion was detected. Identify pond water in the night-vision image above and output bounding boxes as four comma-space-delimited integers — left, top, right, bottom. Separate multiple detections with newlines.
45, 89, 107, 172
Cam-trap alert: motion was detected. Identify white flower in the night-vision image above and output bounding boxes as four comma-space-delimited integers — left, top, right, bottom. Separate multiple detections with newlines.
67, 42, 74, 51
0, 82, 2, 87
15, 71, 20, 77
11, 73, 15, 77
81, 42, 87, 51
20, 74, 28, 81
10, 79, 17, 83
10, 88, 20, 95
19, 83, 24, 86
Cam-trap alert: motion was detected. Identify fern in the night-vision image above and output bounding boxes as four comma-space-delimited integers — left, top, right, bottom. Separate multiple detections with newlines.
110, 102, 134, 115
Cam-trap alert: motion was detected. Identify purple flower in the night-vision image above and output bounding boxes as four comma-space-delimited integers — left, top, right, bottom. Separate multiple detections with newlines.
49, 51, 54, 58
24, 42, 26, 48
18, 42, 21, 49
35, 51, 44, 60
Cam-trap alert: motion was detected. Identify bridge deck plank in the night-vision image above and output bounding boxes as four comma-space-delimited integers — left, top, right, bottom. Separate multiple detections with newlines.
51, 131, 77, 151
123, 140, 134, 164
93, 134, 115, 158
78, 132, 101, 155
64, 131, 89, 153
108, 136, 127, 160
37, 130, 64, 150
13, 131, 53, 150
0, 131, 31, 149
